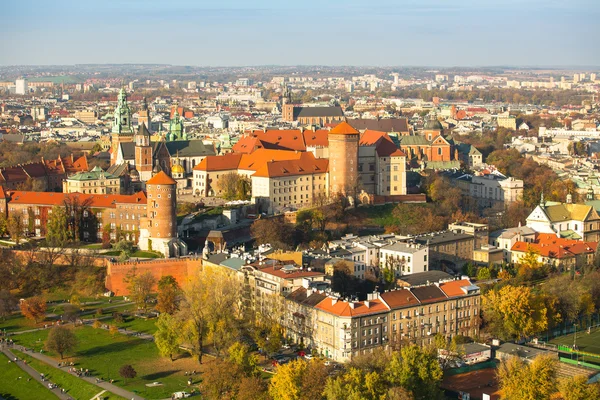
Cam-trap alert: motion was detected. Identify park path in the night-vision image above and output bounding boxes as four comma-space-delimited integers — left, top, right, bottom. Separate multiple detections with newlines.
7, 302, 134, 336
1, 345, 70, 400
14, 348, 145, 400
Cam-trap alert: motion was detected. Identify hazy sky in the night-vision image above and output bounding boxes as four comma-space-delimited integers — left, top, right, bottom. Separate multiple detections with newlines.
1, 0, 599, 66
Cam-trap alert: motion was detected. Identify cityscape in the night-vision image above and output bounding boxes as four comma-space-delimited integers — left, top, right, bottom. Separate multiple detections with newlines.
1, 1, 600, 400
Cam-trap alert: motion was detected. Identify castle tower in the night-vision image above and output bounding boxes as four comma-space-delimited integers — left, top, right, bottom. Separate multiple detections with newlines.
110, 88, 134, 165
134, 124, 153, 182
281, 86, 296, 122
137, 97, 150, 131
328, 121, 359, 197
138, 171, 187, 258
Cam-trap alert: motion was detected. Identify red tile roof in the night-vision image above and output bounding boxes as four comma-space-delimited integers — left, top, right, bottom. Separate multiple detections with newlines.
194, 153, 243, 172
380, 289, 420, 308
252, 152, 328, 178
316, 297, 389, 317
329, 121, 359, 135
146, 171, 177, 185
8, 191, 147, 208
511, 233, 597, 259
438, 279, 473, 298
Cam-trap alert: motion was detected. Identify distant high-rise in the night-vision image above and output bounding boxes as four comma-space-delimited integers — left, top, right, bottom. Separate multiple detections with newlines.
15, 79, 27, 95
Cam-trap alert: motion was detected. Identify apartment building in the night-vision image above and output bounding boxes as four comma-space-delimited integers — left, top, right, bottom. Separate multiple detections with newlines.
379, 241, 429, 277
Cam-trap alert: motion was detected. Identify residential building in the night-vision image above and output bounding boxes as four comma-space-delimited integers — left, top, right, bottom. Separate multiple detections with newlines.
526, 197, 600, 242
63, 166, 122, 194
379, 241, 429, 277
511, 233, 597, 270
489, 226, 536, 262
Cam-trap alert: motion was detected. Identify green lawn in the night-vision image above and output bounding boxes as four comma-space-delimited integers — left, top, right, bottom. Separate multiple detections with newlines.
12, 326, 200, 399
13, 350, 127, 400
349, 204, 397, 228
100, 315, 158, 335
131, 250, 162, 259
0, 353, 56, 400
0, 313, 41, 334
550, 327, 600, 357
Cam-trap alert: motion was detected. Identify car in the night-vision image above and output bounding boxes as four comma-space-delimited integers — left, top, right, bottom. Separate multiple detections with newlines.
304, 354, 313, 360
282, 344, 291, 349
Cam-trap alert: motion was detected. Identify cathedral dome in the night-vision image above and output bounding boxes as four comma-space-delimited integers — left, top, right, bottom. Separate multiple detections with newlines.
424, 116, 443, 131
171, 163, 185, 175
129, 168, 140, 182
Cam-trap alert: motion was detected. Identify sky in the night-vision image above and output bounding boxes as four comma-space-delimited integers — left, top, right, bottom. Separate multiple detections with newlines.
1, 0, 599, 67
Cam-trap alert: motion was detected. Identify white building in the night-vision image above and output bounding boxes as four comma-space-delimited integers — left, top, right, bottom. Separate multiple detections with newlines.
489, 226, 537, 262
15, 79, 27, 95
379, 241, 429, 277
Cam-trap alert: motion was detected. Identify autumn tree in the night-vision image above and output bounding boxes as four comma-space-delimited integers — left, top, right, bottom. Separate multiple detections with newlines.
269, 359, 328, 400
45, 326, 78, 359
200, 359, 242, 400
237, 375, 270, 400
20, 296, 47, 324
63, 196, 94, 242
0, 213, 8, 237
217, 172, 251, 200
46, 205, 70, 247
324, 367, 388, 400
559, 375, 600, 400
498, 355, 557, 400
385, 344, 443, 400
119, 364, 137, 384
228, 342, 259, 376
482, 285, 549, 341
0, 289, 17, 320
155, 312, 183, 361
7, 214, 24, 244
128, 271, 156, 313
156, 275, 180, 314
180, 268, 242, 363
250, 217, 295, 249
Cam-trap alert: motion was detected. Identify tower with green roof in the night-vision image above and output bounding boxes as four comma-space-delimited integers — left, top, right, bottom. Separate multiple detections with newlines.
110, 88, 134, 165
166, 106, 186, 141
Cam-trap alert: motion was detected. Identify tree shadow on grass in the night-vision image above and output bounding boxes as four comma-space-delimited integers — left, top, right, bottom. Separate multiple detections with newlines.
142, 370, 179, 380
76, 338, 147, 358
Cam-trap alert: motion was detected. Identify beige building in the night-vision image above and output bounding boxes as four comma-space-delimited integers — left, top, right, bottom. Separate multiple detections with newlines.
74, 110, 98, 124
63, 166, 122, 194
497, 113, 517, 130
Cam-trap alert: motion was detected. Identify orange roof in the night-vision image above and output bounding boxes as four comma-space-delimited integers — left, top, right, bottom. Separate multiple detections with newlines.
316, 297, 389, 317
146, 171, 177, 185
329, 121, 359, 135
238, 149, 303, 171
232, 136, 264, 154
194, 153, 243, 172
511, 233, 597, 259
253, 152, 328, 178
438, 279, 473, 298
359, 129, 389, 146
303, 130, 329, 148
380, 289, 420, 309
246, 130, 307, 152
8, 191, 147, 208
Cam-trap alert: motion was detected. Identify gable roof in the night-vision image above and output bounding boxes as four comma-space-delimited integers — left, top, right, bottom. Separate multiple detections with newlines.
8, 190, 147, 208
347, 118, 410, 133
410, 285, 447, 304
542, 203, 596, 223
194, 153, 243, 172
164, 140, 215, 157
380, 289, 420, 309
296, 106, 344, 118
315, 297, 389, 317
252, 152, 328, 178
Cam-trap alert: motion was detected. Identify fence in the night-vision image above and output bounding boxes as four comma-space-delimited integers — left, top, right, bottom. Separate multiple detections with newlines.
538, 314, 600, 342
559, 357, 600, 370
445, 360, 497, 376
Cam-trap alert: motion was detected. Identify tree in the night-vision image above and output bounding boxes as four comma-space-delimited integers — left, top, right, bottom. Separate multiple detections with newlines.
62, 304, 79, 324
559, 375, 600, 400
0, 290, 17, 320
46, 205, 70, 247
251, 218, 294, 250
109, 325, 119, 336
237, 375, 270, 400
156, 275, 180, 315
180, 268, 242, 364
269, 359, 311, 400
324, 367, 388, 400
7, 214, 24, 244
385, 344, 443, 400
92, 319, 102, 329
200, 359, 241, 399
0, 213, 8, 237
45, 326, 78, 359
119, 364, 137, 384
217, 172, 251, 200
483, 284, 551, 341
114, 240, 134, 261
63, 196, 94, 242
228, 342, 259, 376
155, 313, 182, 361
128, 271, 156, 313
476, 266, 492, 281
497, 355, 557, 400
20, 296, 47, 324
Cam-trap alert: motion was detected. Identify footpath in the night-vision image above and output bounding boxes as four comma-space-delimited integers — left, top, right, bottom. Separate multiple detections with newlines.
2, 343, 145, 400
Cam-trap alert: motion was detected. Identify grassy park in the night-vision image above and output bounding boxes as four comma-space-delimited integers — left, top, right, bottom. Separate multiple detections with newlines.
13, 350, 127, 400
12, 325, 203, 399
0, 353, 56, 400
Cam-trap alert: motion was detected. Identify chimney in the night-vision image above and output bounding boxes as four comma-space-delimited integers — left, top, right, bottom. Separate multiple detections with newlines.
349, 302, 356, 309
364, 301, 371, 308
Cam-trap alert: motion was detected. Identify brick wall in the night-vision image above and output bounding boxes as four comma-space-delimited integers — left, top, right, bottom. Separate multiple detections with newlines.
105, 257, 202, 295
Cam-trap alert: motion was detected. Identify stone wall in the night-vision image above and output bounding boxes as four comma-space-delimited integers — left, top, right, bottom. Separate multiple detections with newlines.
105, 257, 202, 295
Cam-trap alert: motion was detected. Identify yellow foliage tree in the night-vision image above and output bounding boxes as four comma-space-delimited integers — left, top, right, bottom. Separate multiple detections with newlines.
498, 355, 557, 400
